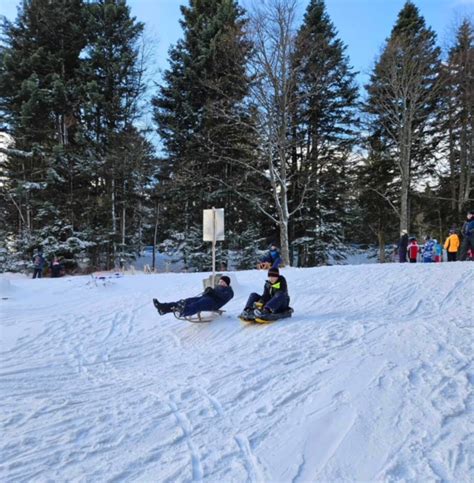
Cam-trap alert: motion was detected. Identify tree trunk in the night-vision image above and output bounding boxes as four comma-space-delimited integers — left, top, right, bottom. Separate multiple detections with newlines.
378, 229, 386, 263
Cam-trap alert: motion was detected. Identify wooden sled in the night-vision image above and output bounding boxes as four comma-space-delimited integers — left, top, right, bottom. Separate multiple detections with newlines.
173, 309, 225, 323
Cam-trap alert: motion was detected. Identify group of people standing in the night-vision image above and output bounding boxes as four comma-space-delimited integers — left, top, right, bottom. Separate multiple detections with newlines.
31, 251, 64, 278
397, 211, 474, 263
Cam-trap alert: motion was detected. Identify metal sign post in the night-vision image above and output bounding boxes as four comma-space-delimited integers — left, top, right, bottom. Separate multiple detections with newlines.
203, 207, 225, 287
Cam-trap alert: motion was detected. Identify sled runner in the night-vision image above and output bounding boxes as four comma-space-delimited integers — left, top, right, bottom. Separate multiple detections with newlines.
173, 310, 225, 323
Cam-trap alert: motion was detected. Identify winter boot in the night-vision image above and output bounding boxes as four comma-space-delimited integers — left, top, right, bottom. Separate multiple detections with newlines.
153, 298, 169, 316
254, 307, 271, 319
240, 308, 255, 320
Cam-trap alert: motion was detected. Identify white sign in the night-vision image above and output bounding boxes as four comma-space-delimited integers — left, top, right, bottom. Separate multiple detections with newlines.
203, 208, 225, 241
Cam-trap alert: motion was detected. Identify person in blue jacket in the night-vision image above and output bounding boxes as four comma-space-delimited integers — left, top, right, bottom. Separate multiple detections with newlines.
153, 275, 234, 317
459, 211, 474, 261
258, 243, 282, 269
240, 267, 290, 319
422, 236, 435, 263
32, 250, 45, 279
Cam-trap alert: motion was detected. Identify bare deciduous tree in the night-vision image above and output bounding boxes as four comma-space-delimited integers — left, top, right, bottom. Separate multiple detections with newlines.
245, 0, 312, 265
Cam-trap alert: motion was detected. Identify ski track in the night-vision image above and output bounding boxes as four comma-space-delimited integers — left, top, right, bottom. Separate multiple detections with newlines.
0, 263, 472, 481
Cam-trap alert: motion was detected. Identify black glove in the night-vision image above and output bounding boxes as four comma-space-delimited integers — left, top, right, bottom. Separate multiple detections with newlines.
204, 286, 214, 294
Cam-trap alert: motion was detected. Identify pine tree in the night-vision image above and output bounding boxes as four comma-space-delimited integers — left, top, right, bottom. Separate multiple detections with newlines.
290, 0, 358, 265
364, 1, 442, 234
80, 0, 148, 267
0, 0, 88, 259
439, 19, 473, 219
355, 131, 399, 261
153, 0, 259, 246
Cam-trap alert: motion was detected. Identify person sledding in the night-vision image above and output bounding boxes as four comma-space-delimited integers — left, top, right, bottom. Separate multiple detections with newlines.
257, 243, 282, 270
240, 267, 292, 322
153, 275, 234, 320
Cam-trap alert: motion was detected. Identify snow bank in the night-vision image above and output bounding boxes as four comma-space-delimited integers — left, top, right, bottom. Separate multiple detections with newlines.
1, 262, 472, 481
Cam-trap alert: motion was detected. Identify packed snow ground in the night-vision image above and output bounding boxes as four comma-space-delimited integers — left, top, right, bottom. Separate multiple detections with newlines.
1, 262, 473, 482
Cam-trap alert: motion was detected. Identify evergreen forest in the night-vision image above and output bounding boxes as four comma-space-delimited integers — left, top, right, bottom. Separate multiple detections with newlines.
0, 0, 472, 272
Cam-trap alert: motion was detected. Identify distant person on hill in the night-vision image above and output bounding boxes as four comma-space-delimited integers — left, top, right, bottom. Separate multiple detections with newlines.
444, 230, 460, 262
240, 267, 290, 321
50, 257, 64, 277
398, 230, 409, 263
422, 236, 435, 263
153, 275, 234, 317
32, 250, 45, 279
433, 239, 442, 263
257, 243, 282, 270
407, 238, 419, 263
459, 211, 474, 261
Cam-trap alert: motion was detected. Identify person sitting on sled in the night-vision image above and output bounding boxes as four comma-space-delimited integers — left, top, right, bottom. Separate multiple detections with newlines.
257, 243, 282, 270
153, 275, 234, 317
240, 267, 290, 320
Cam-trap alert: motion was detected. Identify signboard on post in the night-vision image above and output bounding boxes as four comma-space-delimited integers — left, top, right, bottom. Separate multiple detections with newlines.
203, 208, 225, 286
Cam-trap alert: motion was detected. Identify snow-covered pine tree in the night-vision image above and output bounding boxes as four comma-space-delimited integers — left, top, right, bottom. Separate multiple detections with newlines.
0, 0, 88, 264
80, 0, 149, 268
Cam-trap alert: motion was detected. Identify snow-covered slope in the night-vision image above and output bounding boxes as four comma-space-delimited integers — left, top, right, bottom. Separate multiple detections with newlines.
1, 262, 473, 481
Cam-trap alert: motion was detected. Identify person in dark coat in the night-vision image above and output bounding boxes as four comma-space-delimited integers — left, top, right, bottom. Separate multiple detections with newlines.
459, 211, 474, 261
50, 257, 64, 277
153, 275, 234, 317
398, 230, 409, 263
258, 243, 282, 269
32, 251, 45, 279
241, 267, 290, 319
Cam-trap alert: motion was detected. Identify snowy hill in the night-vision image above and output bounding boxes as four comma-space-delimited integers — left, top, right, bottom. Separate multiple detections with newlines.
1, 262, 473, 482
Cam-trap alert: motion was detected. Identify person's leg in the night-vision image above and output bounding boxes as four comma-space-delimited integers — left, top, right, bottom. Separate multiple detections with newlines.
459, 238, 469, 261
181, 297, 219, 317
265, 292, 290, 313
244, 293, 261, 310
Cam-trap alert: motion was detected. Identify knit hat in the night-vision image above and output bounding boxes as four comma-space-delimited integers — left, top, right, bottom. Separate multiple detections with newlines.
268, 267, 279, 277
220, 275, 231, 286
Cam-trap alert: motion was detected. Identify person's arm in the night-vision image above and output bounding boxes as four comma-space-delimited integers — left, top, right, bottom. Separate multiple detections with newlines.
271, 255, 282, 268
208, 286, 234, 304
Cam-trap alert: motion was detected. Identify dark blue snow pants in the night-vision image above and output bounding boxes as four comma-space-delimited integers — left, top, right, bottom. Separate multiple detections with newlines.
170, 296, 221, 317
245, 292, 290, 313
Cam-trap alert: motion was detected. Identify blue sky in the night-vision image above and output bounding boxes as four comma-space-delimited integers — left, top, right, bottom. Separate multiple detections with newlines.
1, 0, 472, 89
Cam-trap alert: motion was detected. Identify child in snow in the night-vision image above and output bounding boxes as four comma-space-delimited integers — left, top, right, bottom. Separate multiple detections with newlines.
32, 250, 45, 279
398, 230, 409, 263
444, 229, 460, 262
50, 257, 64, 277
240, 267, 290, 320
257, 243, 282, 270
422, 236, 435, 263
433, 239, 442, 263
153, 275, 234, 317
407, 238, 419, 263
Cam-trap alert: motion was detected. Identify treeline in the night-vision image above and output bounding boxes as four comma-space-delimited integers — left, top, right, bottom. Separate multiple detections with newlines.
0, 0, 472, 271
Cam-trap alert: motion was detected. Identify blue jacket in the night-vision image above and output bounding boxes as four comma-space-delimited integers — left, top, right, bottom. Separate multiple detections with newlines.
462, 220, 474, 239
181, 285, 234, 316
201, 285, 234, 310
261, 249, 282, 268
422, 240, 435, 260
